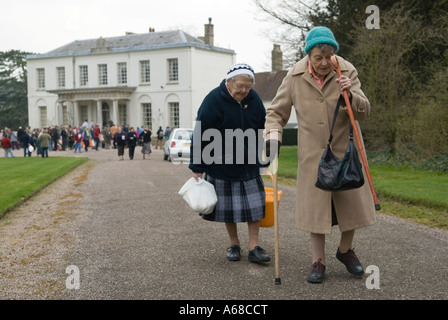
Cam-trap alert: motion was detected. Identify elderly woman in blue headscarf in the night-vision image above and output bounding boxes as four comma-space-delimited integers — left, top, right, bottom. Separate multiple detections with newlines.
189, 63, 270, 264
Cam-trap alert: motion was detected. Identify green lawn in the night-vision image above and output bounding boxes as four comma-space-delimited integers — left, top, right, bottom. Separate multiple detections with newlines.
369, 165, 448, 210
0, 157, 88, 217
271, 146, 448, 230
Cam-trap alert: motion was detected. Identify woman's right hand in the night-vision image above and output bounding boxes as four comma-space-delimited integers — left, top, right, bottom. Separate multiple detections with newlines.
193, 172, 203, 181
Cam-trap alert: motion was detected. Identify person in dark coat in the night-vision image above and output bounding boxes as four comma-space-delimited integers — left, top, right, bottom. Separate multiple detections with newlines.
127, 127, 138, 160
52, 126, 59, 151
61, 126, 68, 151
140, 127, 152, 160
113, 126, 127, 161
189, 63, 270, 264
17, 127, 24, 148
156, 126, 164, 149
21, 131, 34, 157
68, 126, 74, 149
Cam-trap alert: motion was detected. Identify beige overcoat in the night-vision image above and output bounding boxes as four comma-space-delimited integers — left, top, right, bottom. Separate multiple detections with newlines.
265, 55, 376, 234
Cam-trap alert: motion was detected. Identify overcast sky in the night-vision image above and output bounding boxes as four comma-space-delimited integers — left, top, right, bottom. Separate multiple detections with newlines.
0, 0, 280, 72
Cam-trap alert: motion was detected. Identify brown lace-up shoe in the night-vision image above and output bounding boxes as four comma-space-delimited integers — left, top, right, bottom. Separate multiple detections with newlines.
307, 258, 326, 283
336, 248, 364, 276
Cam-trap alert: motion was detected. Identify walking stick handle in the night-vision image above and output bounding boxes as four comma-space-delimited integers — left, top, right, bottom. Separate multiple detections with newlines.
331, 56, 381, 211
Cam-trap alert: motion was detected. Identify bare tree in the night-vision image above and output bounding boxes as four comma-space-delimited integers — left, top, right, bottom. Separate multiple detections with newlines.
253, 0, 326, 67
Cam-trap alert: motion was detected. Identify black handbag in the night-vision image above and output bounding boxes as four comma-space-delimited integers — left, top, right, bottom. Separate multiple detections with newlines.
315, 95, 364, 191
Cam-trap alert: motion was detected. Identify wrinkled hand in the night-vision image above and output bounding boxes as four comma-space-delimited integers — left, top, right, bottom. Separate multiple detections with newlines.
193, 172, 203, 181
336, 75, 351, 94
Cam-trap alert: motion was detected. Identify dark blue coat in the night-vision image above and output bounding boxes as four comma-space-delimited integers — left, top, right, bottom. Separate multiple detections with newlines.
21, 133, 33, 147
189, 79, 267, 181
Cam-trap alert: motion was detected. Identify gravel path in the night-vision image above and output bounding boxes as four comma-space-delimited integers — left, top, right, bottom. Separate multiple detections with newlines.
0, 154, 95, 299
1, 146, 447, 301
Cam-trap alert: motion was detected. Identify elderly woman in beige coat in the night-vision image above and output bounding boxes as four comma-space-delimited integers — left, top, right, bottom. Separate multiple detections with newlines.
265, 27, 376, 283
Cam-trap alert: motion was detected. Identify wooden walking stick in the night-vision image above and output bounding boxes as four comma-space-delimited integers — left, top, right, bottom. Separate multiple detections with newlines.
272, 155, 281, 285
331, 55, 381, 211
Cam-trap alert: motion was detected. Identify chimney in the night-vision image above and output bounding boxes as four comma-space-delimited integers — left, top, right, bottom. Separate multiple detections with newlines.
204, 17, 214, 46
271, 44, 283, 71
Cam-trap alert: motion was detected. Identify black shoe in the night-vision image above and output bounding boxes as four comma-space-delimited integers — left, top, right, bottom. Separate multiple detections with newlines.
307, 258, 326, 283
336, 248, 364, 276
248, 246, 270, 263
227, 245, 241, 261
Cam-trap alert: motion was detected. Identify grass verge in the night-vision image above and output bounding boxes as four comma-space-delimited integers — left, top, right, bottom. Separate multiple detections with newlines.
267, 146, 448, 231
0, 157, 88, 218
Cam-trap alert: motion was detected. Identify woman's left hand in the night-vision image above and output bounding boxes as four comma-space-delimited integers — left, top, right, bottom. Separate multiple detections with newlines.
336, 75, 351, 94
193, 172, 203, 182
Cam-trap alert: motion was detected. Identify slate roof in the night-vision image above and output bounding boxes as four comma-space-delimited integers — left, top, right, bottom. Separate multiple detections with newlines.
253, 70, 288, 101
27, 30, 234, 59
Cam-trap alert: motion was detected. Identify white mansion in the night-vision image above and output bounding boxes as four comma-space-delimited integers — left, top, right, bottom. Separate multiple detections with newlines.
26, 19, 235, 130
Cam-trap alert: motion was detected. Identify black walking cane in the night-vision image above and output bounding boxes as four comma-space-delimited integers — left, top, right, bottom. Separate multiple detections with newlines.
331, 55, 380, 211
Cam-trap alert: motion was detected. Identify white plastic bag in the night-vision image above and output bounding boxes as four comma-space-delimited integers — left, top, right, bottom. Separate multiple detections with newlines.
178, 177, 217, 214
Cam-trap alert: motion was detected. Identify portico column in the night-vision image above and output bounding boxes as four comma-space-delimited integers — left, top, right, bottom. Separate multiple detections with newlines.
112, 99, 119, 126
73, 100, 79, 127
96, 100, 102, 126
125, 99, 130, 126
57, 100, 64, 125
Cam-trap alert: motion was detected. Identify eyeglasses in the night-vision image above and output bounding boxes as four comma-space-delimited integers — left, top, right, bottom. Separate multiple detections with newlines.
234, 83, 253, 91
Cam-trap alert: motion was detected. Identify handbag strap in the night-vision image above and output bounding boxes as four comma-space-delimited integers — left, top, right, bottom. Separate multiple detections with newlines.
328, 94, 354, 144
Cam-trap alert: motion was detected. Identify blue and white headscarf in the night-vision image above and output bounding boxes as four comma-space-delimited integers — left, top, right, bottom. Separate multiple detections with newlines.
226, 63, 255, 82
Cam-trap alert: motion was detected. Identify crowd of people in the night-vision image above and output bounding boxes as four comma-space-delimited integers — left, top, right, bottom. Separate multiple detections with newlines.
1, 122, 172, 160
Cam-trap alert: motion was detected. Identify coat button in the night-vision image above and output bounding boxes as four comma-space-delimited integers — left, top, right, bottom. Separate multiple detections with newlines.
318, 97, 324, 102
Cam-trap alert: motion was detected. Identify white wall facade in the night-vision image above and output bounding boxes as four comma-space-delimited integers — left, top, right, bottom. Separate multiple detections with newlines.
27, 44, 235, 131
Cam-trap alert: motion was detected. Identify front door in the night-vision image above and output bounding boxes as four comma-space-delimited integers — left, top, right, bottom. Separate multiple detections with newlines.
102, 102, 110, 126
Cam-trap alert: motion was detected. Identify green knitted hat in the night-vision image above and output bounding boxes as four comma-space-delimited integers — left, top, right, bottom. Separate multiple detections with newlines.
304, 26, 339, 54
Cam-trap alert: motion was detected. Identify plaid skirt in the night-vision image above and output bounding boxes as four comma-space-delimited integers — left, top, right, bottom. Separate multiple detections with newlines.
202, 175, 265, 223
